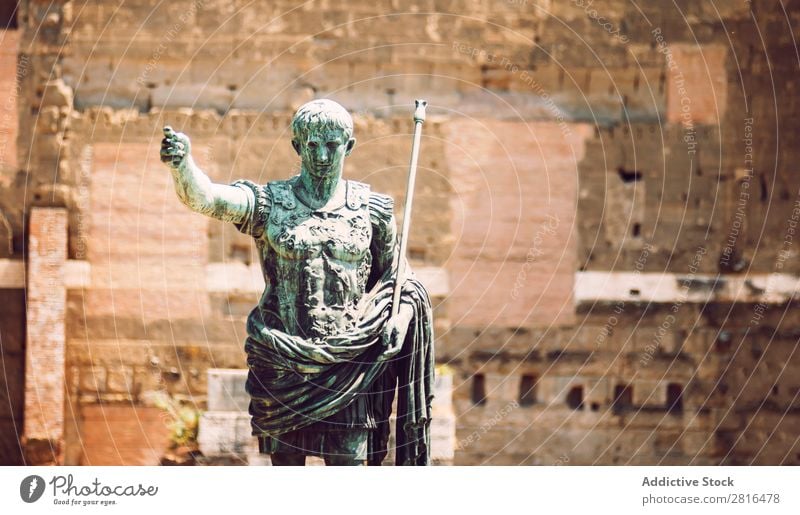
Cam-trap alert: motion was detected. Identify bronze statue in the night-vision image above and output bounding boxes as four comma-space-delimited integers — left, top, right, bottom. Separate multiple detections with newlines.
160, 99, 434, 465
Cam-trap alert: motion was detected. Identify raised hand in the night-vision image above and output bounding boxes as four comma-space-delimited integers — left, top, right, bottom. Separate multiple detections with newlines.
160, 126, 191, 169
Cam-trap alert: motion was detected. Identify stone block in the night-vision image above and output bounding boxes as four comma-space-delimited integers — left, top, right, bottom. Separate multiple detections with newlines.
431, 372, 455, 462
197, 411, 257, 458
206, 368, 249, 412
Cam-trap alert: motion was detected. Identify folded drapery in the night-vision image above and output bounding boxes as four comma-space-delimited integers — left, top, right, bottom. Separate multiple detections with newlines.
244, 269, 435, 466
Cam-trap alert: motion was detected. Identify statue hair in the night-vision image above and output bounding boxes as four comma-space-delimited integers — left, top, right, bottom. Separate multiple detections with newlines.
291, 99, 354, 141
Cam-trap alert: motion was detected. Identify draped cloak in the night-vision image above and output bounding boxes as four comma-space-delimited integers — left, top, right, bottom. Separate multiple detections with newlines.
232, 177, 435, 466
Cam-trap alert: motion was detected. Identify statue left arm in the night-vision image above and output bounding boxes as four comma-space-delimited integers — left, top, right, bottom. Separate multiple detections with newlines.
369, 192, 414, 352
368, 192, 397, 284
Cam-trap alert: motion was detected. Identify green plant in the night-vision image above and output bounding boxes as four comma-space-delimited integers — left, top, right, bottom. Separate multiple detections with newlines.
154, 393, 201, 448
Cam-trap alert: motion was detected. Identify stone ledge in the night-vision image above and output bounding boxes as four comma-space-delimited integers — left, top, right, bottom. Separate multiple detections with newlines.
0, 258, 89, 288
0, 259, 449, 297
575, 271, 800, 307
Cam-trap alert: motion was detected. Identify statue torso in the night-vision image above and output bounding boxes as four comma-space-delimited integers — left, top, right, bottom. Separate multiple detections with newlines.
263, 177, 373, 339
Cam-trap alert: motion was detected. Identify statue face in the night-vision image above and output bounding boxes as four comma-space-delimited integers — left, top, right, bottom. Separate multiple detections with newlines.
295, 128, 355, 178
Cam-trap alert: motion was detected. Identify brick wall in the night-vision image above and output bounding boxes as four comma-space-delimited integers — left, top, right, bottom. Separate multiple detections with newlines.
77, 406, 171, 465
0, 27, 23, 465
0, 28, 19, 257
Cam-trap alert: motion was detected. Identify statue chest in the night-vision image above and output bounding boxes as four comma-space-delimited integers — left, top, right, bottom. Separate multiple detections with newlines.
262, 179, 373, 338
266, 205, 371, 262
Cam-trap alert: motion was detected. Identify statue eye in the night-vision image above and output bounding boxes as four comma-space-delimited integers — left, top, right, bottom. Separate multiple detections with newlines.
307, 141, 318, 149
327, 142, 338, 150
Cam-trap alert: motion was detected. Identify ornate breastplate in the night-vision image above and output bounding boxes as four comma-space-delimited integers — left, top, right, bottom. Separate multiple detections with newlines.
265, 178, 372, 339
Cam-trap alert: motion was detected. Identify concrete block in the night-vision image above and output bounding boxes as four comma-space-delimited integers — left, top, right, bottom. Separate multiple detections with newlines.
197, 411, 257, 458
206, 368, 249, 412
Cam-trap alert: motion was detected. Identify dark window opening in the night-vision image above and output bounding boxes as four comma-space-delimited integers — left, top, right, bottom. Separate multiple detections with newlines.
480, 65, 490, 88
0, 1, 17, 28
471, 374, 487, 406
518, 375, 537, 406
617, 167, 642, 183
667, 383, 683, 414
566, 386, 584, 410
612, 384, 633, 414
632, 223, 641, 237
590, 402, 600, 411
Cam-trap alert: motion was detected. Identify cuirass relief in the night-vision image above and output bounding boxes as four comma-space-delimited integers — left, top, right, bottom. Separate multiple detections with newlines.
265, 179, 372, 338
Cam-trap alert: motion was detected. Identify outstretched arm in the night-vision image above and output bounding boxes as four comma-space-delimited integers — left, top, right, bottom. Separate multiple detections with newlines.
160, 126, 251, 223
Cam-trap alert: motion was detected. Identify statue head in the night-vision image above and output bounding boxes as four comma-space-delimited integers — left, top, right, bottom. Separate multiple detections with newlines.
291, 99, 356, 179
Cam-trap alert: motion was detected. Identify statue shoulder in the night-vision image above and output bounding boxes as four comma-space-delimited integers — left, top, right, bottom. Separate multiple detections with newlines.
228, 179, 272, 237
265, 176, 300, 210
367, 188, 395, 227
230, 178, 270, 208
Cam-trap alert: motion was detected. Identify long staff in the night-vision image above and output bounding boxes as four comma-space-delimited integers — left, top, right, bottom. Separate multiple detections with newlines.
391, 99, 427, 318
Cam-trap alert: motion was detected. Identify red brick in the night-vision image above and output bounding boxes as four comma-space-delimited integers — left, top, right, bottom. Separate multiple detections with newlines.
444, 120, 590, 328
78, 405, 171, 465
666, 45, 727, 125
